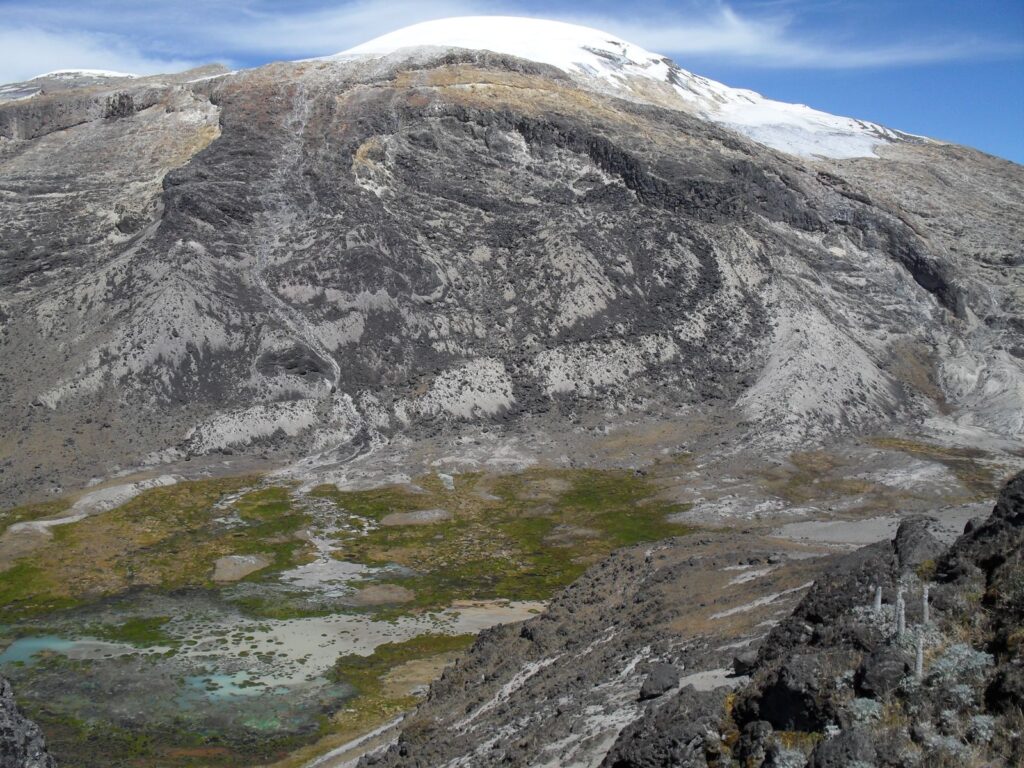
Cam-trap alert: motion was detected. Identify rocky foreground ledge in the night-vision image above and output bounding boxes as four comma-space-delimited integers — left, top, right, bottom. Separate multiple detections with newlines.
604, 470, 1024, 767
0, 677, 54, 768
362, 470, 1024, 767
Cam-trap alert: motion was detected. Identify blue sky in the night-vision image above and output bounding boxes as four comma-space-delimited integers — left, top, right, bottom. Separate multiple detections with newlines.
1, 0, 1022, 162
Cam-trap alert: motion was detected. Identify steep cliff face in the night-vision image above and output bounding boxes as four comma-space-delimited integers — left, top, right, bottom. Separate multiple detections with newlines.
0, 17, 1022, 768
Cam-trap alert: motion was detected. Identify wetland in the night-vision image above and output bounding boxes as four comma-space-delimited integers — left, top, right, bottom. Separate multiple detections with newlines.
0, 466, 693, 766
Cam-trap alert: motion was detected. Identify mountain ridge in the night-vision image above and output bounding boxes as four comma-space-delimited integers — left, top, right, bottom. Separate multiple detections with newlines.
0, 28, 1021, 508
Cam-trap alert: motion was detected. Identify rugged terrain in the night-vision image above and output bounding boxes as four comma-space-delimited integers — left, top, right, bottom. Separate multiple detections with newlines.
357, 472, 1024, 767
0, 15, 1022, 768
1, 22, 1021, 506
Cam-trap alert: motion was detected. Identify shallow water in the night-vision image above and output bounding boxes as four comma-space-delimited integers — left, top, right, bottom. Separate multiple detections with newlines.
0, 634, 151, 665
182, 671, 291, 699
0, 635, 78, 664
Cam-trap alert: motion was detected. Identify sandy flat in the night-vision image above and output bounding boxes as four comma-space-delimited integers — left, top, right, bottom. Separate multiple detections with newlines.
212, 554, 271, 582
773, 504, 985, 547
349, 584, 415, 605
177, 599, 548, 688
380, 508, 451, 526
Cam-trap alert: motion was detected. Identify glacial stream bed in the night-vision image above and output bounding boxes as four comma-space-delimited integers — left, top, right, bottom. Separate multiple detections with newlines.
0, 464, 694, 767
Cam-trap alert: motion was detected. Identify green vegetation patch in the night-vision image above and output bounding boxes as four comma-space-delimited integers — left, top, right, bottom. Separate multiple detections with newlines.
88, 616, 177, 648
760, 450, 876, 505
26, 703, 334, 768
329, 633, 474, 692
0, 476, 314, 620
315, 467, 695, 611
0, 498, 71, 537
1, 466, 695, 768
323, 633, 475, 746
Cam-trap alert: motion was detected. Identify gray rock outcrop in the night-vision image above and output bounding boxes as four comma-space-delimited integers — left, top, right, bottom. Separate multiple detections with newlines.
0, 678, 55, 768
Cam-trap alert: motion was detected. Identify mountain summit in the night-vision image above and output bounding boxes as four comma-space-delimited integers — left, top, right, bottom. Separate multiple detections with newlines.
337, 16, 910, 159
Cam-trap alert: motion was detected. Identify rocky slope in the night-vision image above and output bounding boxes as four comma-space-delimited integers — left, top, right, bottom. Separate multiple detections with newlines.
358, 472, 1023, 767
0, 19, 1021, 507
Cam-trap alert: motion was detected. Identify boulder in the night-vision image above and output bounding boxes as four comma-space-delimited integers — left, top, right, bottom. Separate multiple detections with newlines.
601, 687, 721, 768
985, 663, 1024, 714
807, 728, 877, 768
639, 663, 680, 700
892, 516, 945, 569
732, 649, 758, 676
855, 644, 913, 698
744, 653, 841, 731
963, 516, 987, 535
0, 677, 56, 768
993, 471, 1024, 525
734, 720, 773, 766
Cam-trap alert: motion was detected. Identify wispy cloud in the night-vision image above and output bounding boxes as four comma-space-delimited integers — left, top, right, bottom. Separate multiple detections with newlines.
0, 0, 1020, 84
576, 6, 1024, 68
221, 0, 492, 58
0, 26, 201, 83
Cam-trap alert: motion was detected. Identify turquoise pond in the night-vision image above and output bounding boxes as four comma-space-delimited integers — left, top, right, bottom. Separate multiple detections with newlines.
0, 635, 82, 665
181, 672, 291, 699
2, 635, 299, 704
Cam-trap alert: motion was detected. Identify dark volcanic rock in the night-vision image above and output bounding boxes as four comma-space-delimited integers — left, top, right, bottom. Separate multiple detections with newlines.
732, 649, 758, 676
730, 470, 1024, 767
734, 720, 773, 766
892, 515, 945, 568
638, 662, 680, 700
985, 661, 1024, 714
754, 541, 895, 665
806, 728, 876, 768
601, 687, 721, 768
0, 678, 55, 768
738, 652, 844, 731
855, 644, 913, 697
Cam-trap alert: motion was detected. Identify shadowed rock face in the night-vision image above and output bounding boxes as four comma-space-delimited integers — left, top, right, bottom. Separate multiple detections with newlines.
1, 52, 1022, 504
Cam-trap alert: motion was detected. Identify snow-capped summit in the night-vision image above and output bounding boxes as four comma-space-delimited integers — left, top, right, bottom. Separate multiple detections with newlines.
33, 69, 138, 80
342, 16, 671, 86
338, 16, 909, 159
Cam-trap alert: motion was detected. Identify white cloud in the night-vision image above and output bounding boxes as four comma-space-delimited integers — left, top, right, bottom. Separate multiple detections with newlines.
0, 27, 200, 83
